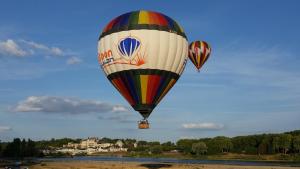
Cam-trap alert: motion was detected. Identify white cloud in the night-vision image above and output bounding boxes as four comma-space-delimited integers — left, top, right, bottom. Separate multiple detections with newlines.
50, 47, 63, 56
182, 122, 224, 130
0, 39, 65, 57
67, 56, 82, 65
20, 40, 48, 50
112, 105, 128, 112
0, 39, 27, 56
13, 96, 129, 114
20, 39, 64, 56
0, 126, 12, 132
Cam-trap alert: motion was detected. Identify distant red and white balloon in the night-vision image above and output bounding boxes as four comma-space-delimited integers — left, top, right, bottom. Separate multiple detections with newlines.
188, 41, 211, 72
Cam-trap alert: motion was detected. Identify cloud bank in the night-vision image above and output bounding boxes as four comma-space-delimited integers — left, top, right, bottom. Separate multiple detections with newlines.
13, 96, 129, 114
182, 122, 224, 130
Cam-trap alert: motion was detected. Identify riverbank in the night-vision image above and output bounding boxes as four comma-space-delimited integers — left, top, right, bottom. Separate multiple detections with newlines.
97, 152, 300, 162
2, 153, 300, 168
29, 161, 300, 169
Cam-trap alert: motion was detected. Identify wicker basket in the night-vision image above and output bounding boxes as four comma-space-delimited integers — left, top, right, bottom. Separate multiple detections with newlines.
138, 120, 150, 129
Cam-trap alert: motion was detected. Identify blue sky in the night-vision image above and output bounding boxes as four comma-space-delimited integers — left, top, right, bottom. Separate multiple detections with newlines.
0, 0, 300, 142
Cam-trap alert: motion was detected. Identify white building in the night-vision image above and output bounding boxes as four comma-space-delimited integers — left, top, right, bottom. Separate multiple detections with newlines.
115, 140, 124, 148
98, 143, 112, 148
133, 142, 138, 148
80, 138, 98, 149
109, 146, 128, 152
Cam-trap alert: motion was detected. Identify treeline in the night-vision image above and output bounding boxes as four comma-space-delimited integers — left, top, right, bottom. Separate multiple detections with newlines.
1, 130, 300, 158
0, 138, 40, 158
128, 131, 300, 155
130, 141, 176, 154
176, 131, 300, 155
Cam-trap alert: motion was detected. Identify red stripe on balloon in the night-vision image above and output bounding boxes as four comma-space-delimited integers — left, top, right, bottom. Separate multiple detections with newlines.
149, 75, 161, 103
202, 42, 207, 65
154, 12, 168, 26
146, 75, 154, 104
104, 16, 119, 32
148, 12, 158, 25
112, 78, 135, 105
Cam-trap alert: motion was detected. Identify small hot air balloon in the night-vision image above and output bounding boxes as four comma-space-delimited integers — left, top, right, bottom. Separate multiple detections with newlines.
97, 10, 188, 129
188, 41, 211, 72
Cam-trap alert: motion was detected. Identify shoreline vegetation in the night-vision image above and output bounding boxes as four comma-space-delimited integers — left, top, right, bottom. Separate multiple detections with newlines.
1, 130, 300, 164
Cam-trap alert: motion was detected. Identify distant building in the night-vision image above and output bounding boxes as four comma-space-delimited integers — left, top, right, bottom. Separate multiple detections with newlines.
98, 143, 112, 148
115, 140, 124, 148
64, 142, 80, 149
80, 137, 98, 149
46, 137, 128, 155
109, 146, 127, 152
133, 142, 138, 148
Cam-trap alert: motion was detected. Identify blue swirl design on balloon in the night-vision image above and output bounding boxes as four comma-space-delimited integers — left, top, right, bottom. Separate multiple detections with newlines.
118, 37, 140, 58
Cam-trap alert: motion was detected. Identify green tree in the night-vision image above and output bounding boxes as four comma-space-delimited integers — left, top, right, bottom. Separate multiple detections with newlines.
20, 139, 26, 158
148, 141, 160, 146
123, 139, 136, 149
273, 134, 292, 154
133, 146, 148, 152
150, 145, 162, 154
210, 136, 232, 153
191, 142, 207, 155
232, 135, 259, 154
292, 135, 300, 153
285, 130, 300, 136
3, 138, 21, 158
177, 139, 198, 154
280, 134, 292, 154
273, 136, 280, 153
258, 136, 273, 155
161, 141, 176, 152
26, 139, 38, 156
12, 138, 21, 158
138, 141, 148, 147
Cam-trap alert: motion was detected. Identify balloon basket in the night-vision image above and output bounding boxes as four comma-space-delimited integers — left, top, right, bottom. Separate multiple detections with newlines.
138, 120, 149, 129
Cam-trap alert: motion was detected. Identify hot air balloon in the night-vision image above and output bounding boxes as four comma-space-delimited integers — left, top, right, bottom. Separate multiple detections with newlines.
188, 41, 211, 72
97, 10, 188, 129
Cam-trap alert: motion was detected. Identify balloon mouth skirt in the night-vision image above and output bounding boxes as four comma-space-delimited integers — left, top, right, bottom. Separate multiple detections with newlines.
138, 120, 150, 129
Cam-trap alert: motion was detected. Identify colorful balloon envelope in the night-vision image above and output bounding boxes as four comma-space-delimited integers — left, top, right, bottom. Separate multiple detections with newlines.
188, 41, 211, 72
97, 10, 188, 127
